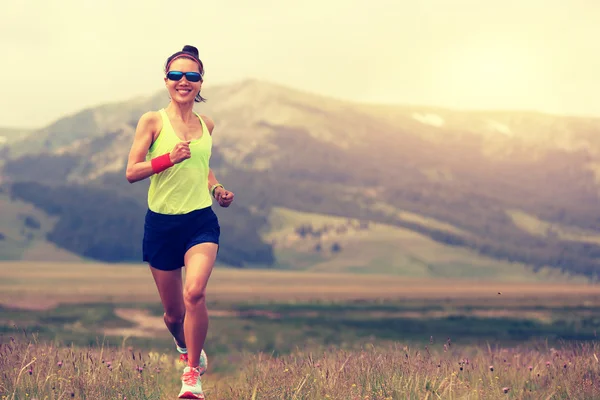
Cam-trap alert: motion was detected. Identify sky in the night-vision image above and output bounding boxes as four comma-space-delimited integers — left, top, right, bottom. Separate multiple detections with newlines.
1, 0, 599, 128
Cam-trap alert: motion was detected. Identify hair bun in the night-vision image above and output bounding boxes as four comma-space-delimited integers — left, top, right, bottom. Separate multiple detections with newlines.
182, 45, 199, 58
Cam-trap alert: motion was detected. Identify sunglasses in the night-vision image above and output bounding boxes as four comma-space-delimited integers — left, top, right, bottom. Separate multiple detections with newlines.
166, 71, 203, 82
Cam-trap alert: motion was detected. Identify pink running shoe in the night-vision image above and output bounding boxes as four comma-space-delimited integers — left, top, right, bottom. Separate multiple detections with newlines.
178, 366, 204, 399
174, 338, 207, 375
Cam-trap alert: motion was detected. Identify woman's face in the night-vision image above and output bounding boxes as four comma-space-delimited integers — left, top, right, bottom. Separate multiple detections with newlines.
164, 58, 203, 104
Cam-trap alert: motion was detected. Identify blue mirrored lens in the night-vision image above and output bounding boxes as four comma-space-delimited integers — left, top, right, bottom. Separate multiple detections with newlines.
184, 72, 202, 82
167, 71, 184, 81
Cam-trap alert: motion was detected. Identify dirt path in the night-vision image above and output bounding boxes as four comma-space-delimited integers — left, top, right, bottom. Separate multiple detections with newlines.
104, 308, 167, 338
103, 308, 283, 338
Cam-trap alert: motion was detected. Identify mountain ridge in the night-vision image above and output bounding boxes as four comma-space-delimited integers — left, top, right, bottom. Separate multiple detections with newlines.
1, 79, 599, 278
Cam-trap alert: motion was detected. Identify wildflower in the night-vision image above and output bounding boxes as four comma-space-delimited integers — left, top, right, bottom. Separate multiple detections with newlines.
502, 387, 510, 393
57, 361, 63, 368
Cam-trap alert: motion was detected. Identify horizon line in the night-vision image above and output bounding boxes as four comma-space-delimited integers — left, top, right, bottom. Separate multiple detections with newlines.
4, 77, 600, 131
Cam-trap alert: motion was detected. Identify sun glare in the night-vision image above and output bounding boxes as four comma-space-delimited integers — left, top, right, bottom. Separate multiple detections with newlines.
434, 41, 542, 110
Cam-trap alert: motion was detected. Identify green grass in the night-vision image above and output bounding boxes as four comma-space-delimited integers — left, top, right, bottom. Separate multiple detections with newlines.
507, 208, 600, 246
0, 236, 27, 260
262, 207, 586, 282
3, 260, 600, 358
397, 209, 466, 236
0, 194, 55, 239
4, 297, 600, 374
2, 260, 600, 358
0, 194, 85, 262
4, 280, 600, 355
3, 319, 600, 399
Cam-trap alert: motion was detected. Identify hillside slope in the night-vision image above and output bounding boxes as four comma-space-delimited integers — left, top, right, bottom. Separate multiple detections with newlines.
1, 79, 599, 278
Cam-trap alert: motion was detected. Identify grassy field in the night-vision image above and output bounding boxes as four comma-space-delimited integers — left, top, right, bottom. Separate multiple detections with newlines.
506, 209, 600, 246
2, 261, 600, 398
3, 331, 600, 399
0, 200, 595, 284
2, 261, 600, 353
262, 207, 587, 282
1, 261, 598, 308
0, 194, 84, 263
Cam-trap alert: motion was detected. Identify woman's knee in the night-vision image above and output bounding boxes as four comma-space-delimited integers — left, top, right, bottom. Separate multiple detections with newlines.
164, 310, 185, 325
183, 284, 207, 308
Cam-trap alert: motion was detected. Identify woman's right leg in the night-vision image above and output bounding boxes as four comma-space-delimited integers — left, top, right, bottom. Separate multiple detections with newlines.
149, 266, 186, 349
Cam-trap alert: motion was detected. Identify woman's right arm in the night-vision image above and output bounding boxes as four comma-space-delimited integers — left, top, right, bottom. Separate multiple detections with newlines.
125, 112, 160, 184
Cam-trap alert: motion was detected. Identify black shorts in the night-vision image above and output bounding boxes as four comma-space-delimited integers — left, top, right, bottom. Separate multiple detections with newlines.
142, 206, 220, 271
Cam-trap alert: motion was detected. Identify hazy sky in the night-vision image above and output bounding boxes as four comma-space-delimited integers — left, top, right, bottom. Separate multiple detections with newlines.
1, 0, 599, 127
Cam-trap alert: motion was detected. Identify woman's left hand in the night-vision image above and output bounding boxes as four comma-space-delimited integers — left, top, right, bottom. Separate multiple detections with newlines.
215, 187, 234, 207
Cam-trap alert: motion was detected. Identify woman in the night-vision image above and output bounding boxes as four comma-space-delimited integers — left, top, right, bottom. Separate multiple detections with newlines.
125, 44, 234, 399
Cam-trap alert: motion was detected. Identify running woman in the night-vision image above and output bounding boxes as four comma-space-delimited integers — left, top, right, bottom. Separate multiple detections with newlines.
125, 44, 234, 399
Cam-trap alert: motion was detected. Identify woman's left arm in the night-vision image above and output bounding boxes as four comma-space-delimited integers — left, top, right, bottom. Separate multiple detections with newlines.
203, 115, 234, 207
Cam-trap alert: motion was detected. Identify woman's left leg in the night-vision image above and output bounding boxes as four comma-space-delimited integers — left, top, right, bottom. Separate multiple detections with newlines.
182, 242, 218, 368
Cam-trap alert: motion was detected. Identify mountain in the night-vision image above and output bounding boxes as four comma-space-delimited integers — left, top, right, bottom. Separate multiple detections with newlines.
0, 127, 34, 144
0, 127, 34, 161
1, 79, 600, 278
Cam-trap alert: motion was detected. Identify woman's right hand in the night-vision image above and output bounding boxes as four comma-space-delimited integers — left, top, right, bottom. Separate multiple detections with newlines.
170, 140, 192, 164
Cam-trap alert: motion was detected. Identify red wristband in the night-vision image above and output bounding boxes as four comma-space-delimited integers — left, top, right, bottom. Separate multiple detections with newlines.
151, 153, 174, 174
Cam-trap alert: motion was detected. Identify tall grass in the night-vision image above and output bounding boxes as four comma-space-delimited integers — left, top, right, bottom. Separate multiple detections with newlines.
1, 332, 179, 400
3, 332, 600, 399
223, 341, 600, 399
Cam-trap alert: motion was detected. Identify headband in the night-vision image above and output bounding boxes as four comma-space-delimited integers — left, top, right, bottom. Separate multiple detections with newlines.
165, 53, 204, 74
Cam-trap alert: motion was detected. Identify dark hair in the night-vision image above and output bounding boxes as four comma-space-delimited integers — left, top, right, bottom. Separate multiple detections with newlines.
165, 45, 206, 103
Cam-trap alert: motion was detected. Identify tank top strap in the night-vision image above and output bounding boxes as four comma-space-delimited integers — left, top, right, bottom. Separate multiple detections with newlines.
193, 112, 209, 136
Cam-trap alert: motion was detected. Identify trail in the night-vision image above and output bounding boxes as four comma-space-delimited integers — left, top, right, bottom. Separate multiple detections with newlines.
103, 308, 283, 338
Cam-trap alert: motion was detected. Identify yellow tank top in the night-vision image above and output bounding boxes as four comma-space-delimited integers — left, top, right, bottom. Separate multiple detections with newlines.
146, 109, 213, 215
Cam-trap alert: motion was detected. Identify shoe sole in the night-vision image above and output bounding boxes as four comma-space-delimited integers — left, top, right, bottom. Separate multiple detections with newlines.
178, 391, 204, 399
